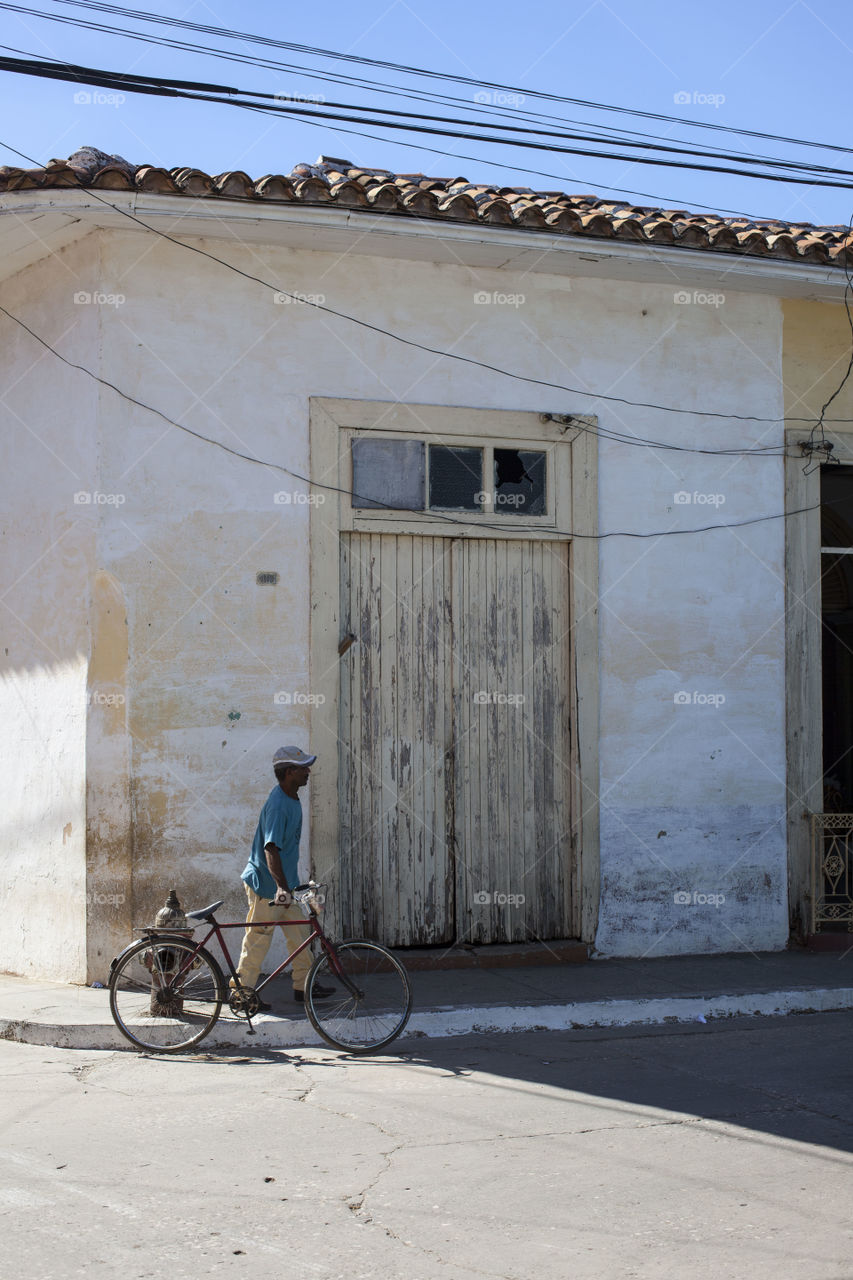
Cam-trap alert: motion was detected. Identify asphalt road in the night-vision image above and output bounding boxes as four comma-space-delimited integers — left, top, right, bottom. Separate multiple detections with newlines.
1, 1012, 851, 1279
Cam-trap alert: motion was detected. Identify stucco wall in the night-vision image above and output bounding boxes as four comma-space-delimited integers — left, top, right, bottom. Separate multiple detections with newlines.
5, 217, 800, 975
782, 298, 853, 422
92, 227, 790, 963
0, 236, 101, 981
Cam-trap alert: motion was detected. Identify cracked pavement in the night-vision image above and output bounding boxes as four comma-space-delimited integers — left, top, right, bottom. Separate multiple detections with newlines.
1, 1013, 852, 1279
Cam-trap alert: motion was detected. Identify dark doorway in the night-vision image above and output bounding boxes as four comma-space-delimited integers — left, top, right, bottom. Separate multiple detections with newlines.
820, 467, 853, 810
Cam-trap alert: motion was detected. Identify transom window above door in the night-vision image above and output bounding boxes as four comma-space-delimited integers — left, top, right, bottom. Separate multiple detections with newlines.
351, 437, 548, 516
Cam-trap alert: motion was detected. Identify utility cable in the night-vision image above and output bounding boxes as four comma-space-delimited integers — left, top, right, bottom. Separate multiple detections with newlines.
0, 136, 843, 440
37, 0, 853, 162
0, 12, 842, 181
0, 299, 818, 540
0, 42, 783, 220
3, 54, 853, 191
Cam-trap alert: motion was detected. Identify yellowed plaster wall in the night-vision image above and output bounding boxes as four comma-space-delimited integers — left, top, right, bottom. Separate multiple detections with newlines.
85, 570, 132, 978
782, 299, 853, 424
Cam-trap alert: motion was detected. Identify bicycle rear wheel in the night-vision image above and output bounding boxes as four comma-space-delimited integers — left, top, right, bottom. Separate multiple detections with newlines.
304, 940, 412, 1053
109, 937, 224, 1053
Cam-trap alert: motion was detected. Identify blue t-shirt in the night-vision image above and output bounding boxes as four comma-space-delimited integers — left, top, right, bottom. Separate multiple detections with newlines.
242, 785, 302, 898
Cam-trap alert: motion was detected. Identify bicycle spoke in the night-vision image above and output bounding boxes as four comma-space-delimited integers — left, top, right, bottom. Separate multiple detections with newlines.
304, 941, 412, 1053
109, 938, 223, 1053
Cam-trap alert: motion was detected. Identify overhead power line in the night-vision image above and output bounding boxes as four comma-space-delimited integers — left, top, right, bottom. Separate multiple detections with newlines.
3, 54, 853, 191
0, 41, 779, 219
0, 21, 832, 215
7, 0, 851, 214
2, 43, 846, 179
36, 0, 853, 161
0, 17, 821, 220
0, 137, 846, 444
0, 2, 844, 180
0, 298, 818, 540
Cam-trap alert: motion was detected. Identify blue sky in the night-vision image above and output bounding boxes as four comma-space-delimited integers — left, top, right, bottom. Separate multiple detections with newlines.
1, 0, 851, 227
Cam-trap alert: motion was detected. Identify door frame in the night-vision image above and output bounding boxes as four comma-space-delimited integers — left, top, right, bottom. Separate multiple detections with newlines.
308, 398, 600, 942
785, 426, 853, 934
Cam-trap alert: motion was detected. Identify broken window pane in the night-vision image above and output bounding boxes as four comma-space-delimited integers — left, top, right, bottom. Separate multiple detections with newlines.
352, 438, 425, 510
429, 446, 483, 510
494, 449, 546, 515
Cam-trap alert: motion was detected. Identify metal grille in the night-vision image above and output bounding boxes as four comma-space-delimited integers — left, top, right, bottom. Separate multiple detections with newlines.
810, 813, 853, 931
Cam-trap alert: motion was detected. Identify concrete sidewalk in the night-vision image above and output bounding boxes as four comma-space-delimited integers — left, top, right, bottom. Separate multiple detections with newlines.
1, 947, 851, 1051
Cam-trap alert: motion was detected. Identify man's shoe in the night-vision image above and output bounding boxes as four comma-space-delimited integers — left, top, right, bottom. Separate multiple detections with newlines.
294, 982, 336, 1002
228, 986, 271, 1013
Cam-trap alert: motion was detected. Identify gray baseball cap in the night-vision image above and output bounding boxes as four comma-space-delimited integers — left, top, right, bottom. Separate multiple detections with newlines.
272, 745, 317, 767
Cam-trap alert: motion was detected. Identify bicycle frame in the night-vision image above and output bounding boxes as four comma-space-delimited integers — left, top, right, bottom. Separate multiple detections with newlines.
142, 908, 355, 998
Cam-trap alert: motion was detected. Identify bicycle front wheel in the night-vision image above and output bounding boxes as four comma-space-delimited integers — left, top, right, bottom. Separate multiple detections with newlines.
304, 940, 413, 1053
109, 937, 224, 1053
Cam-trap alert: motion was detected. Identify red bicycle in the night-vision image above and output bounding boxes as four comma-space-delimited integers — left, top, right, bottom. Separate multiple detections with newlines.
108, 883, 412, 1055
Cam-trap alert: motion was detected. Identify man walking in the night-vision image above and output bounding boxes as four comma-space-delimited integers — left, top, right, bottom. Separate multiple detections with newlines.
233, 745, 333, 1009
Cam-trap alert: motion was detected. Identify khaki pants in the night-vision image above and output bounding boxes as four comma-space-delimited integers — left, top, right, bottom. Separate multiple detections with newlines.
232, 884, 313, 992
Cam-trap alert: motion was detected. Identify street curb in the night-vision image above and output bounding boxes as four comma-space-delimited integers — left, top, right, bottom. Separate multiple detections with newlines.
2, 986, 852, 1052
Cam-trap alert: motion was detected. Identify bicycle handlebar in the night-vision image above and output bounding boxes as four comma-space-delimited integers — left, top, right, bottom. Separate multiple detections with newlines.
267, 881, 326, 907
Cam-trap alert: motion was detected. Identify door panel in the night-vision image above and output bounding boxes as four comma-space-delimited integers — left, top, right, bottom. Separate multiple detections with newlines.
452, 539, 573, 942
339, 533, 454, 944
339, 532, 573, 945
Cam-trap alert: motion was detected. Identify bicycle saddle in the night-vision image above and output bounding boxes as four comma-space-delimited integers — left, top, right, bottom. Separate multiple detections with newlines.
185, 900, 225, 920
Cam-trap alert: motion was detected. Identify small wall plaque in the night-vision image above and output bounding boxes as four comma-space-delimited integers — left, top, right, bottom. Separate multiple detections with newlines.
256, 571, 279, 585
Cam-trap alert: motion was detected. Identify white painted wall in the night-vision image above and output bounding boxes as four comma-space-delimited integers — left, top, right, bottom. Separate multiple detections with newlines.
0, 236, 101, 981
3, 219, 791, 975
591, 296, 788, 956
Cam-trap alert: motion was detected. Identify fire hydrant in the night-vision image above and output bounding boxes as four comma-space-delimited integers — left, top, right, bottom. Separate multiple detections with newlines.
145, 889, 192, 1017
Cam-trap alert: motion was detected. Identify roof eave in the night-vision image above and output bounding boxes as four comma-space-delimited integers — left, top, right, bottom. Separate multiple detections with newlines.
0, 187, 847, 301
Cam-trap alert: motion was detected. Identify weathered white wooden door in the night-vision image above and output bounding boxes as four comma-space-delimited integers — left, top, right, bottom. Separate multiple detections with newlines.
339, 534, 455, 944
451, 538, 573, 943
339, 532, 573, 945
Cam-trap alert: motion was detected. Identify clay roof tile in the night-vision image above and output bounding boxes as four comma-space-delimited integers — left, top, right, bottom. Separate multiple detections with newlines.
401, 187, 439, 215
765, 232, 800, 259
512, 202, 547, 229
89, 168, 135, 191
292, 175, 333, 201
253, 174, 296, 201
365, 182, 403, 209
479, 198, 514, 225
171, 167, 215, 195
212, 170, 255, 198
330, 179, 369, 208
135, 166, 179, 194
7, 149, 850, 270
